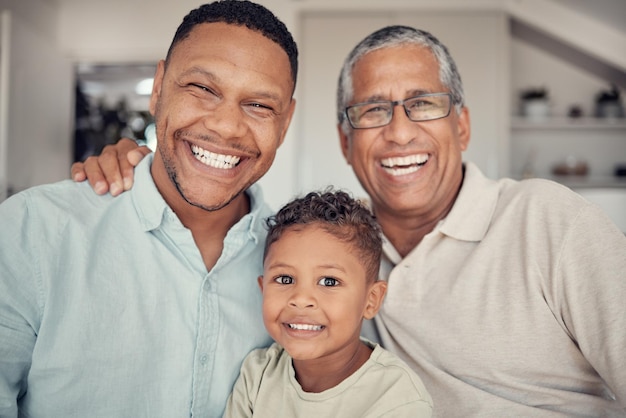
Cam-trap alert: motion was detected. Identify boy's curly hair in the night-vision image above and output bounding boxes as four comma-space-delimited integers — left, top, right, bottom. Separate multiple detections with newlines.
264, 188, 382, 281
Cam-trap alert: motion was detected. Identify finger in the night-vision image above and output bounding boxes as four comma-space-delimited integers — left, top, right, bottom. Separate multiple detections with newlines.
71, 161, 87, 182
122, 147, 151, 191
117, 140, 147, 191
127, 146, 151, 167
97, 144, 127, 196
81, 156, 110, 195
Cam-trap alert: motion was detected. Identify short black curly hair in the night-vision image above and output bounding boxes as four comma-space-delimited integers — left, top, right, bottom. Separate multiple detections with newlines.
165, 0, 298, 91
264, 189, 382, 282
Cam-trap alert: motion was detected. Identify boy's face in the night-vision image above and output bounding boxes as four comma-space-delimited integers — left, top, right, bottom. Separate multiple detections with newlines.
258, 224, 386, 362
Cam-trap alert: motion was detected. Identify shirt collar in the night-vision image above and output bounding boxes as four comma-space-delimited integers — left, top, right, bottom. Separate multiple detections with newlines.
228, 182, 273, 246
129, 153, 272, 244
438, 162, 499, 242
130, 153, 169, 232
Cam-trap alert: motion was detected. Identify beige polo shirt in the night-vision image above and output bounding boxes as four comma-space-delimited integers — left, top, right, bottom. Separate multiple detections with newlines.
372, 162, 626, 417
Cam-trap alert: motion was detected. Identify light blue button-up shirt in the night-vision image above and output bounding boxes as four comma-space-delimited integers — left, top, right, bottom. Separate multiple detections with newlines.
0, 155, 273, 418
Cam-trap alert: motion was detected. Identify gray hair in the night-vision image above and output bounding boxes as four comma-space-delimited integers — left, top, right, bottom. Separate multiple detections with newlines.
337, 25, 465, 134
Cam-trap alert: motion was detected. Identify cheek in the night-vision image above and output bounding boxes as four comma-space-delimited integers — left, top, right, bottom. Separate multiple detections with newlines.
255, 130, 283, 162
330, 296, 366, 324
261, 291, 281, 318
344, 139, 367, 167
157, 93, 205, 127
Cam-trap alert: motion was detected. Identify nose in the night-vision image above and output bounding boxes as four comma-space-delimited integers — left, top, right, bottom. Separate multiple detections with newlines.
288, 288, 317, 309
203, 100, 247, 139
384, 103, 418, 145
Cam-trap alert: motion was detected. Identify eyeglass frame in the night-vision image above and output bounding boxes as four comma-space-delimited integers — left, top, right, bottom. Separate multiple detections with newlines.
344, 92, 453, 129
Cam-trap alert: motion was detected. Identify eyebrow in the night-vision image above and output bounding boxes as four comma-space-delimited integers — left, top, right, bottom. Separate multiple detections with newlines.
265, 261, 348, 274
358, 89, 434, 103
179, 66, 218, 82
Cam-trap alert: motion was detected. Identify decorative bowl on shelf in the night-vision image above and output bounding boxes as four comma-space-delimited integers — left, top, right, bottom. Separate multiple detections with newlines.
551, 156, 589, 176
520, 87, 550, 121
594, 85, 624, 120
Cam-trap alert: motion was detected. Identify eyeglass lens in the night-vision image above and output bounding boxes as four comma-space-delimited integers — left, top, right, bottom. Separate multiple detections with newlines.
347, 93, 451, 129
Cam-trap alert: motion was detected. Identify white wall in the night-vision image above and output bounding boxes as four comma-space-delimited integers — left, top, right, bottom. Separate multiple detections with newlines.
3, 0, 623, 210
0, 0, 73, 198
55, 0, 510, 210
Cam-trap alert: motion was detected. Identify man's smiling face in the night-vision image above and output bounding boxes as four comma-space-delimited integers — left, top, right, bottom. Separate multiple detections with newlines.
150, 22, 295, 211
339, 44, 470, 222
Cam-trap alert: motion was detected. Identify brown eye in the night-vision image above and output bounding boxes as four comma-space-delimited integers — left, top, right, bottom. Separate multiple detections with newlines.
318, 277, 338, 287
275, 275, 293, 285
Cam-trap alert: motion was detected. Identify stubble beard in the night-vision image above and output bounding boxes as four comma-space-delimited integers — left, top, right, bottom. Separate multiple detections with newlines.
157, 133, 244, 213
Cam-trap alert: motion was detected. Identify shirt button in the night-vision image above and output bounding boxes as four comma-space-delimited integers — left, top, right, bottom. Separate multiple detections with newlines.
200, 355, 208, 365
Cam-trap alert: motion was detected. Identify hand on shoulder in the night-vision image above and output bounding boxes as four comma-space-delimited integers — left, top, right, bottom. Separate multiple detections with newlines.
70, 138, 152, 196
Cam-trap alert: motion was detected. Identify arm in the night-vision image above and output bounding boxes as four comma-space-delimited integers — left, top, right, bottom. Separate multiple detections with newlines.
0, 195, 41, 417
559, 203, 626, 407
70, 138, 152, 196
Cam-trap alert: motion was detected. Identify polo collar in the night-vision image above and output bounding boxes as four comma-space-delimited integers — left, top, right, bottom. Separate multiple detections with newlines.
438, 162, 499, 242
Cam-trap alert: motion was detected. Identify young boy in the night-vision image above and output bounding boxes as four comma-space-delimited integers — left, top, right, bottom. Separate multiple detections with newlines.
223, 189, 433, 417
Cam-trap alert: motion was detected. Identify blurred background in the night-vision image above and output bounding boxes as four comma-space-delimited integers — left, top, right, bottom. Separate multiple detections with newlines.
0, 0, 625, 230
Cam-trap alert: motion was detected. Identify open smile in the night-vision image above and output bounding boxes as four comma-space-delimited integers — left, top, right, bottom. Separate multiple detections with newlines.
287, 323, 325, 331
191, 144, 241, 169
380, 153, 429, 176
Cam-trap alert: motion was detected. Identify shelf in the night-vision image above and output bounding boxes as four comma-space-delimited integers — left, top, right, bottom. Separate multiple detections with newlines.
511, 116, 626, 130
549, 175, 626, 189
515, 175, 626, 189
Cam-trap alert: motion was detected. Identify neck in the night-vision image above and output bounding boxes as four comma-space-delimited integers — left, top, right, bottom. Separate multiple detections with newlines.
377, 214, 442, 257
375, 167, 465, 258
292, 340, 372, 393
150, 156, 251, 271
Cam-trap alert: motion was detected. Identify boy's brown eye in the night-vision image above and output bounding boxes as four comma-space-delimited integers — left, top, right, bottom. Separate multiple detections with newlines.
275, 275, 293, 285
318, 277, 338, 287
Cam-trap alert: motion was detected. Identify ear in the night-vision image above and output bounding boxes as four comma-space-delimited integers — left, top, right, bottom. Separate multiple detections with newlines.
337, 123, 352, 165
456, 106, 471, 152
149, 60, 166, 117
257, 276, 264, 292
363, 281, 387, 319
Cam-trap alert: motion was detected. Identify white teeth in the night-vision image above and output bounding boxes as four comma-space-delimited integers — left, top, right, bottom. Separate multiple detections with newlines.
381, 154, 428, 176
191, 144, 241, 169
383, 165, 419, 176
288, 323, 323, 331
381, 154, 428, 168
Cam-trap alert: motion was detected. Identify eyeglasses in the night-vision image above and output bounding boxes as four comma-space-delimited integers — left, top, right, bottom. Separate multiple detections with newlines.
345, 92, 452, 129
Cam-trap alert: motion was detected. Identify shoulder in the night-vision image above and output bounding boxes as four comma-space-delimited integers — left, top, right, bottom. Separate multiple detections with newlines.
0, 179, 112, 225
240, 342, 290, 374
235, 343, 291, 401
366, 343, 433, 405
501, 176, 585, 204
496, 177, 619, 231
465, 162, 588, 212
